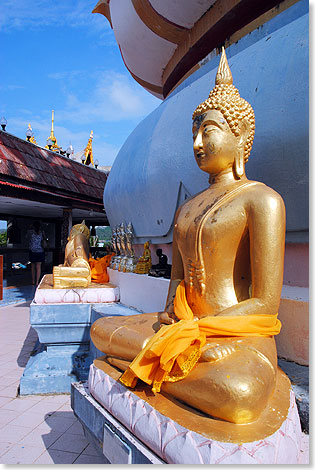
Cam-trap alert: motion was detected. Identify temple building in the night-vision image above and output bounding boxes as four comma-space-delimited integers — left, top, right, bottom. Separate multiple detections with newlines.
0, 127, 109, 277
94, 0, 308, 409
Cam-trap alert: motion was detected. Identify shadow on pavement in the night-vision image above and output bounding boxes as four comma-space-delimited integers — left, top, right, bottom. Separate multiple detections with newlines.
41, 410, 105, 463
17, 327, 38, 367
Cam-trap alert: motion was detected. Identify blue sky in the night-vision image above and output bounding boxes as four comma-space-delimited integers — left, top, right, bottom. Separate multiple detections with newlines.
0, 0, 161, 167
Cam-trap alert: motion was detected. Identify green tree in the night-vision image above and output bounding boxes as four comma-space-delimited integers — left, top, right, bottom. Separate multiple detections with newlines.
0, 231, 7, 246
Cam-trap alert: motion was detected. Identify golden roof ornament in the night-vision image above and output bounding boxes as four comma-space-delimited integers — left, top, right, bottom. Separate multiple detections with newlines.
83, 130, 94, 166
45, 110, 61, 152
193, 47, 255, 162
27, 123, 37, 145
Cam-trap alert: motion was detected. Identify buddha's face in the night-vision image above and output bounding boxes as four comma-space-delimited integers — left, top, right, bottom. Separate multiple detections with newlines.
193, 109, 240, 175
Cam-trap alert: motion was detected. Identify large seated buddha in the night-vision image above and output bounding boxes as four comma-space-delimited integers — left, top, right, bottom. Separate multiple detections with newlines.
91, 49, 286, 425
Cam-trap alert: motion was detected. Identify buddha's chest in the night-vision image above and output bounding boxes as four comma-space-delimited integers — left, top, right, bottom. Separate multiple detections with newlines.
176, 191, 247, 258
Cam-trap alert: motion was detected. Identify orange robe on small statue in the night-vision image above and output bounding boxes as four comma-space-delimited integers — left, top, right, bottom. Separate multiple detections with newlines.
89, 254, 114, 283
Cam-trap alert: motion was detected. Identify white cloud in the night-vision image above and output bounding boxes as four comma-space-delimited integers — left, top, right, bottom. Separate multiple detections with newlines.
48, 71, 85, 81
0, 0, 109, 33
0, 85, 26, 91
6, 67, 160, 166
109, 77, 145, 114
54, 70, 160, 124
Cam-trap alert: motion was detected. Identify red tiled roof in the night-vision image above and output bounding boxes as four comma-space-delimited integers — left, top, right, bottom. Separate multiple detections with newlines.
0, 130, 108, 204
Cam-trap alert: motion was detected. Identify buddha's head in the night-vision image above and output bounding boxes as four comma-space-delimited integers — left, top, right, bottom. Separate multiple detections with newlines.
68, 220, 90, 241
192, 48, 255, 178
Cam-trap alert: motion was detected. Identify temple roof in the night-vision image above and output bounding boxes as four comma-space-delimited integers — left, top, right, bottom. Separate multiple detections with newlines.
0, 130, 108, 222
94, 0, 286, 99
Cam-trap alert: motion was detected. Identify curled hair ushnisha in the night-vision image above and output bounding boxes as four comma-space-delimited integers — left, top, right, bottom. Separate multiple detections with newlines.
192, 48, 255, 163
70, 221, 90, 240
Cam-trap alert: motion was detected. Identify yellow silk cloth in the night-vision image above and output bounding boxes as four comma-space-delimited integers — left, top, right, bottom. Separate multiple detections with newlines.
120, 281, 282, 393
89, 254, 113, 284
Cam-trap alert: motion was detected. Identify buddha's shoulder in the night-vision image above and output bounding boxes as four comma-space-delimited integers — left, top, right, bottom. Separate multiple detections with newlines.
244, 181, 285, 210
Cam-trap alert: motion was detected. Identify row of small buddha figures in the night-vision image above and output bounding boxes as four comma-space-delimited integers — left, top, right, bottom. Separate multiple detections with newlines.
52, 219, 173, 289
109, 222, 152, 274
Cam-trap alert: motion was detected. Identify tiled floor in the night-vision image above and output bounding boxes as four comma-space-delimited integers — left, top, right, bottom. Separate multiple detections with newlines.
0, 274, 37, 307
0, 300, 107, 464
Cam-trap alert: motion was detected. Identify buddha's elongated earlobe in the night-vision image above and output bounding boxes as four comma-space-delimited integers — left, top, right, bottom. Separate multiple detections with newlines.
234, 148, 244, 179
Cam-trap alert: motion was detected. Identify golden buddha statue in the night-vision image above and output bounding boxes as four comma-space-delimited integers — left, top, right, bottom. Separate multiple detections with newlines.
53, 221, 91, 288
134, 241, 152, 274
90, 49, 286, 425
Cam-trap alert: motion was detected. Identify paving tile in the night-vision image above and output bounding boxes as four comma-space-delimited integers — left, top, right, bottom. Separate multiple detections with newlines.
0, 396, 13, 408
9, 410, 45, 428
0, 443, 45, 464
0, 424, 33, 443
34, 449, 79, 464
0, 361, 21, 368
0, 408, 20, 426
1, 398, 41, 413
82, 442, 104, 456
26, 399, 62, 414
36, 415, 76, 433
42, 394, 71, 404
0, 385, 18, 398
0, 362, 16, 375
0, 376, 19, 387
0, 365, 23, 375
0, 441, 14, 457
50, 431, 88, 454
2, 370, 23, 379
17, 395, 44, 406
73, 453, 108, 464
67, 420, 85, 436
19, 429, 63, 449
57, 402, 74, 412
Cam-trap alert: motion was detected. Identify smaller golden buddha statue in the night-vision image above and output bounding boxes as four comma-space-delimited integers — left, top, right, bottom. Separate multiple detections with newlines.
134, 241, 152, 274
109, 226, 119, 269
124, 222, 138, 272
53, 221, 91, 288
118, 223, 128, 272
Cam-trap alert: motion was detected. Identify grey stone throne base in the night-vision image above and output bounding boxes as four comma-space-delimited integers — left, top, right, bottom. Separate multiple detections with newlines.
20, 297, 142, 395
71, 382, 164, 464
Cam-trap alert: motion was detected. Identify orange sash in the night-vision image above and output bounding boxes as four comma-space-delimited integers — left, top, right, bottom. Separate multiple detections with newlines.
120, 281, 281, 392
89, 254, 113, 284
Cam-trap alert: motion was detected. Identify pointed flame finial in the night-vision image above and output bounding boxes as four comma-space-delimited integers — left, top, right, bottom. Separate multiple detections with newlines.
82, 131, 94, 166
51, 110, 54, 134
215, 47, 233, 86
46, 109, 60, 151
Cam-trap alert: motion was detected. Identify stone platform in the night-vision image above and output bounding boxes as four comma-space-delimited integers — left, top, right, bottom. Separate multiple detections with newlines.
34, 274, 119, 304
20, 275, 120, 395
80, 359, 306, 464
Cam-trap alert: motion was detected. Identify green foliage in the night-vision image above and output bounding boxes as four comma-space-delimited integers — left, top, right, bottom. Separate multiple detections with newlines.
0, 231, 7, 246
95, 226, 112, 243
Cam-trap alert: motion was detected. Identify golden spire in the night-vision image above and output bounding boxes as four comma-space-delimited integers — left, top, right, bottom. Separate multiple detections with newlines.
215, 47, 233, 86
27, 123, 37, 145
45, 109, 60, 151
83, 130, 94, 166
